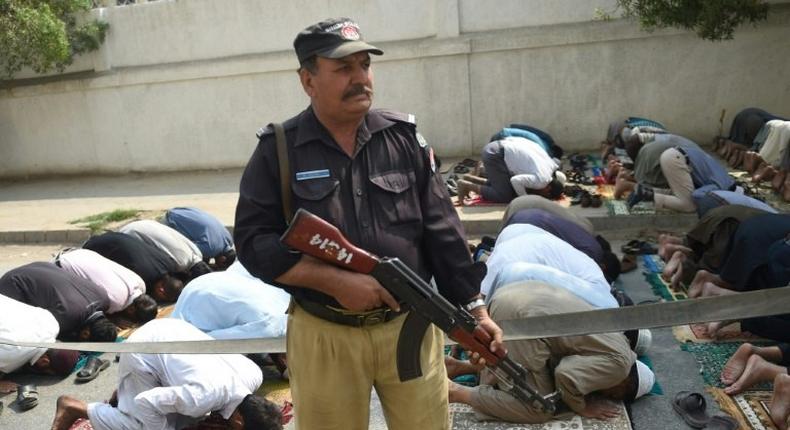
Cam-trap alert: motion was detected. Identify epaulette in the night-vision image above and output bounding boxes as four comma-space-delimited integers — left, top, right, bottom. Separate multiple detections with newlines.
255, 116, 299, 139
375, 109, 417, 126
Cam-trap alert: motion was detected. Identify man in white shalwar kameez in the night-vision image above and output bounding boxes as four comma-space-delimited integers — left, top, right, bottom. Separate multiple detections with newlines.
0, 294, 59, 374
51, 318, 283, 430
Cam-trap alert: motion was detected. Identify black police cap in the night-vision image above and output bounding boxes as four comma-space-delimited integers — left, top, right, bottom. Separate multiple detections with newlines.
294, 18, 383, 65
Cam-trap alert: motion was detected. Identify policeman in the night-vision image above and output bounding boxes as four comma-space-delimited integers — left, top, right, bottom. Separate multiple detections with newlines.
234, 17, 504, 430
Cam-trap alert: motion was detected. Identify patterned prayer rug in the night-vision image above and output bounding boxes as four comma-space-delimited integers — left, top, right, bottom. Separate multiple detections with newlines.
69, 418, 94, 430
605, 200, 656, 216
708, 388, 779, 430
449, 403, 632, 430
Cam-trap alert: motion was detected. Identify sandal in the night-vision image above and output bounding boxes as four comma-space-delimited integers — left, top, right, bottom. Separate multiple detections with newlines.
16, 384, 38, 411
75, 356, 111, 383
672, 391, 710, 429
460, 158, 478, 167
590, 194, 602, 208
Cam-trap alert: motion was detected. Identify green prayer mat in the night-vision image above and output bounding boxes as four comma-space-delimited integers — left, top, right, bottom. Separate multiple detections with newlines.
606, 200, 656, 216
681, 342, 773, 389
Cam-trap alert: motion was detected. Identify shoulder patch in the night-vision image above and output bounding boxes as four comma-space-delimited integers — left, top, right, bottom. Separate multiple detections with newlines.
375, 109, 417, 125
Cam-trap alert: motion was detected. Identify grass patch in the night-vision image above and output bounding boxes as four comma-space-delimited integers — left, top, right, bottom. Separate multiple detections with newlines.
70, 209, 141, 233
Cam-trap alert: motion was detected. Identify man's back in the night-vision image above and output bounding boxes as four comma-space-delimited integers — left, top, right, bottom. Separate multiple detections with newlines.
84, 232, 176, 288
171, 261, 290, 339
0, 294, 59, 373
0, 262, 109, 337
57, 249, 145, 313
120, 220, 202, 272
165, 207, 233, 258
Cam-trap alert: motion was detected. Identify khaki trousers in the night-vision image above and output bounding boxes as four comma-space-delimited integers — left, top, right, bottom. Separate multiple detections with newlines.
654, 148, 696, 212
287, 303, 449, 430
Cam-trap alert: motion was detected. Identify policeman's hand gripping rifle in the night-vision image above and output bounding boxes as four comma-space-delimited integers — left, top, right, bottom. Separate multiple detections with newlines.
281, 208, 559, 413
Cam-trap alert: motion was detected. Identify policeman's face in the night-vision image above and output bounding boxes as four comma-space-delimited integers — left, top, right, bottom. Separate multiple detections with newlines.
301, 52, 374, 122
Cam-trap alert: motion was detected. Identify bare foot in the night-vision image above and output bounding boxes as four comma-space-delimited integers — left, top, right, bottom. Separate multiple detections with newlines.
447, 380, 473, 404
707, 320, 736, 339
689, 270, 716, 298
0, 380, 18, 394
722, 343, 755, 385
51, 395, 89, 430
614, 177, 635, 199
771, 374, 790, 430
700, 282, 737, 297
662, 251, 686, 282
772, 170, 787, 192
725, 354, 787, 395
658, 233, 683, 247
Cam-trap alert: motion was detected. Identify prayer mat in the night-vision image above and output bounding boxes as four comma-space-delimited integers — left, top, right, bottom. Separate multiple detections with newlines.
449, 402, 632, 430
69, 418, 94, 430
681, 342, 773, 389
643, 262, 766, 343
605, 200, 656, 216
460, 195, 507, 207
708, 388, 779, 430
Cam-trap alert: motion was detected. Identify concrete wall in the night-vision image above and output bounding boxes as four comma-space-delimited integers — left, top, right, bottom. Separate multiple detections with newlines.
1, 0, 789, 178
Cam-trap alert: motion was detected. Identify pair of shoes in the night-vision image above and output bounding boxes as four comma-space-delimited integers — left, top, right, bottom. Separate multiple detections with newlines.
621, 240, 657, 255
16, 384, 38, 411
578, 191, 602, 208
569, 153, 588, 170
75, 356, 111, 383
627, 183, 654, 208
672, 391, 738, 429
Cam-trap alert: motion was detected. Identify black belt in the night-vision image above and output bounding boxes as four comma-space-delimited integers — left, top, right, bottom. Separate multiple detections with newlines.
296, 298, 404, 327
674, 146, 691, 165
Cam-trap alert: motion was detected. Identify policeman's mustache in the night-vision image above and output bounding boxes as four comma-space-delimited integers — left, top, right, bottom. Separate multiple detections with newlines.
343, 85, 372, 100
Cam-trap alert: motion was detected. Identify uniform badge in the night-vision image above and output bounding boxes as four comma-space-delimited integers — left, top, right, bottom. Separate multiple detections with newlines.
296, 169, 331, 181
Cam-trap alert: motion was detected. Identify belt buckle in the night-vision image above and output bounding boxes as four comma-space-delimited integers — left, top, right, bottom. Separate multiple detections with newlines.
359, 309, 388, 326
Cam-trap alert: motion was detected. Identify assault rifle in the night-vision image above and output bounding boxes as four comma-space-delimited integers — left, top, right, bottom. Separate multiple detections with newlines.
281, 208, 559, 413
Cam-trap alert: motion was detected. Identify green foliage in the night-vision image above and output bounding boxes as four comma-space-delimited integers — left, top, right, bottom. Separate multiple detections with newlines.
612, 0, 770, 41
70, 209, 140, 233
0, 0, 109, 79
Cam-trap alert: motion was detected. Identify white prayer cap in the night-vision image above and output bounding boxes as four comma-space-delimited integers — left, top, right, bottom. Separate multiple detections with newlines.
634, 329, 652, 356
635, 360, 655, 400
555, 171, 567, 186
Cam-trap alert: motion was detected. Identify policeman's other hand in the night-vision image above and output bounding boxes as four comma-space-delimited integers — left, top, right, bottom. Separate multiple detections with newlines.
334, 272, 400, 312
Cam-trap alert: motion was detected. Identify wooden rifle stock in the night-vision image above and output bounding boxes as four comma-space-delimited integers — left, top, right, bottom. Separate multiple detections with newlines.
281, 208, 380, 274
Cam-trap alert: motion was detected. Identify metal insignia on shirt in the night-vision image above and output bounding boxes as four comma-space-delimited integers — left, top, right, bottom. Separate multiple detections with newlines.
416, 132, 428, 148
296, 169, 331, 181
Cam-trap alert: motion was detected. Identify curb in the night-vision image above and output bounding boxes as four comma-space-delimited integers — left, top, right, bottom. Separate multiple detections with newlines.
0, 229, 91, 245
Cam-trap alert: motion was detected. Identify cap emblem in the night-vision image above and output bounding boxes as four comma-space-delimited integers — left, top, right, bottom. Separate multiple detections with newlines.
341, 25, 360, 41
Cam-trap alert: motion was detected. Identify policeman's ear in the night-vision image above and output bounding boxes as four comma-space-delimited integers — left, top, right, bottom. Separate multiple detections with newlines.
299, 67, 316, 97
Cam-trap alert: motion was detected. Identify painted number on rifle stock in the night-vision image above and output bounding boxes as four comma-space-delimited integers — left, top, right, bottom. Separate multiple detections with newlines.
309, 234, 353, 264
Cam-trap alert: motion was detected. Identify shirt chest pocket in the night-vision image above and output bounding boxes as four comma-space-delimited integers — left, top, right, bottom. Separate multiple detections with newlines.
291, 177, 340, 218
369, 171, 422, 226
